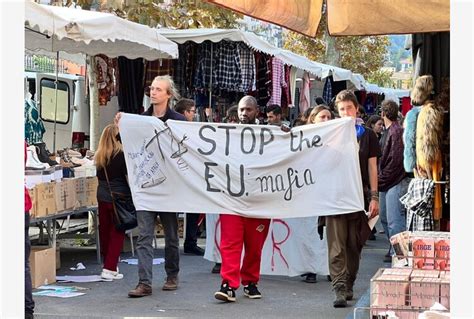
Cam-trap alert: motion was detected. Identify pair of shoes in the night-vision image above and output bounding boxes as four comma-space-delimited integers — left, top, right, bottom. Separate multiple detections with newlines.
215, 283, 236, 302
162, 277, 178, 290
25, 312, 34, 319
26, 146, 49, 170
304, 273, 317, 283
243, 282, 262, 299
128, 283, 152, 298
333, 284, 347, 308
327, 275, 332, 282
211, 263, 221, 274
183, 245, 205, 256
368, 233, 376, 240
34, 142, 58, 166
101, 268, 123, 280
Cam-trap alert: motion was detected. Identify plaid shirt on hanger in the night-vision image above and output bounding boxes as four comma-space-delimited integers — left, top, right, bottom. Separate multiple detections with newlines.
215, 41, 242, 91
238, 42, 256, 92
194, 41, 215, 90
400, 178, 435, 231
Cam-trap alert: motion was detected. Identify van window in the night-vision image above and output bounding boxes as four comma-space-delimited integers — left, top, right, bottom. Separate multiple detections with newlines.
40, 78, 70, 124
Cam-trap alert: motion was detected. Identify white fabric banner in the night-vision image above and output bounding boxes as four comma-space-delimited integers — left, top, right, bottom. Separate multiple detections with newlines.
119, 114, 364, 218
204, 215, 329, 277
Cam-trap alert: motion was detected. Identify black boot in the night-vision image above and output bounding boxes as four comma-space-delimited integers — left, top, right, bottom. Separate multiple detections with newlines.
34, 142, 58, 165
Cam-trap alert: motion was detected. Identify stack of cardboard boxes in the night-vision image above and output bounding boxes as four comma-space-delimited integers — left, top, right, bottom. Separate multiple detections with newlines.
28, 177, 98, 218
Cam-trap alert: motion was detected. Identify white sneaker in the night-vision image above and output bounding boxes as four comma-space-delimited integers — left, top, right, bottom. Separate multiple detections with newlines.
101, 268, 124, 280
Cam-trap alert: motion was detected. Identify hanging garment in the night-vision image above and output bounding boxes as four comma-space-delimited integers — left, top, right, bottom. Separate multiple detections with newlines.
403, 106, 421, 173
267, 57, 286, 106
237, 42, 256, 93
401, 97, 412, 116
144, 59, 174, 90
280, 65, 292, 108
416, 102, 444, 221
322, 77, 332, 107
289, 67, 297, 108
299, 71, 311, 114
117, 57, 145, 114
214, 41, 242, 91
95, 54, 117, 106
24, 99, 45, 145
194, 41, 216, 90
364, 95, 376, 115
254, 52, 271, 106
400, 178, 435, 231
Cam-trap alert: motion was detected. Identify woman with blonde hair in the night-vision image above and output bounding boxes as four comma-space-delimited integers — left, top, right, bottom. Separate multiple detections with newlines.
307, 105, 334, 124
95, 124, 130, 280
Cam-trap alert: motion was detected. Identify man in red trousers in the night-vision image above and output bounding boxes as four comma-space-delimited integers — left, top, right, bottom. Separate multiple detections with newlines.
214, 95, 271, 302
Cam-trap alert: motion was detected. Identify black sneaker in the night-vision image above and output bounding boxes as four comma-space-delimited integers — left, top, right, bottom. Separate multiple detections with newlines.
214, 283, 236, 302
243, 283, 262, 299
211, 263, 221, 274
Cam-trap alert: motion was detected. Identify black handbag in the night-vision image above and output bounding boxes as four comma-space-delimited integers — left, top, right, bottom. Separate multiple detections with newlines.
104, 168, 138, 231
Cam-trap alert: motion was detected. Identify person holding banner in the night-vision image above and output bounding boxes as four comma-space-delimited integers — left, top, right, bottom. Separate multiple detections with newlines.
214, 96, 271, 303
327, 90, 381, 308
120, 75, 186, 298
175, 98, 205, 256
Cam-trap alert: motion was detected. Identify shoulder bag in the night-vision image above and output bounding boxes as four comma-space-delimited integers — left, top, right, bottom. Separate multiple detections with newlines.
104, 168, 138, 231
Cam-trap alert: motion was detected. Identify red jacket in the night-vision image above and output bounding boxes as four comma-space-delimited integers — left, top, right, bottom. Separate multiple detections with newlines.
25, 142, 32, 212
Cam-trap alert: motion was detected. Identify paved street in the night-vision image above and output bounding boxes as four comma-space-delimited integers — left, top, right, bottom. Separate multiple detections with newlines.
33, 225, 389, 319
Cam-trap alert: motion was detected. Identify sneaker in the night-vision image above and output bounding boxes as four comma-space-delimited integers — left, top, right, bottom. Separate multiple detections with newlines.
101, 268, 123, 280
211, 263, 221, 274
304, 273, 317, 283
162, 277, 178, 290
214, 283, 236, 302
128, 283, 152, 298
183, 245, 205, 256
384, 252, 392, 263
243, 283, 262, 299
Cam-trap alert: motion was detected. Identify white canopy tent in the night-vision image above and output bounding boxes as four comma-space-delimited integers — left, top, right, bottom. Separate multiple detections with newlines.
25, 1, 179, 151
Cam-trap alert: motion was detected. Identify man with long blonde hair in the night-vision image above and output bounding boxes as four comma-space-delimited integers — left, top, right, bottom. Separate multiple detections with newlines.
117, 76, 187, 298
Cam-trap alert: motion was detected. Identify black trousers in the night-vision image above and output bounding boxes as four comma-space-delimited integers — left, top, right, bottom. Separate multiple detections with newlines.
184, 213, 200, 247
25, 212, 35, 314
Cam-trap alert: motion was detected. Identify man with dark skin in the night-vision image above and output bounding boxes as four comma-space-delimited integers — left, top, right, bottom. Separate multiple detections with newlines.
214, 96, 271, 302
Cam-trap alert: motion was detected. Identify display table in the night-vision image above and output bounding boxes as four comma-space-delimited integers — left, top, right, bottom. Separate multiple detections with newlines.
30, 205, 101, 264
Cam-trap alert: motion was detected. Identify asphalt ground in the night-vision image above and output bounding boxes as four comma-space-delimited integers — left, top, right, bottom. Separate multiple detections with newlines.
32, 222, 390, 319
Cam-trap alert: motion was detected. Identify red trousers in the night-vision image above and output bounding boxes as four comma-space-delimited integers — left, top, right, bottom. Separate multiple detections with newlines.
98, 201, 125, 272
220, 214, 270, 289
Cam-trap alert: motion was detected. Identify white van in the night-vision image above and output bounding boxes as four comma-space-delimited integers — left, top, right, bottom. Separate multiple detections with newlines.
25, 71, 90, 152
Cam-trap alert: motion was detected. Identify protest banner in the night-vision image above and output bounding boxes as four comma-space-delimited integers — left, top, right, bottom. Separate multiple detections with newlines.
119, 114, 364, 218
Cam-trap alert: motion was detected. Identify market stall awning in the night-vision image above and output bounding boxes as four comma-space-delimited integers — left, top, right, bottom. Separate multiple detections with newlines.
25, 1, 178, 60
206, 0, 450, 37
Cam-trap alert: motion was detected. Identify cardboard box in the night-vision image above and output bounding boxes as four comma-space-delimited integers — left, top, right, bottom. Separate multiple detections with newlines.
35, 182, 57, 217
434, 238, 450, 270
55, 179, 76, 212
412, 237, 435, 269
29, 246, 56, 288
85, 177, 98, 207
73, 177, 87, 208
28, 188, 37, 218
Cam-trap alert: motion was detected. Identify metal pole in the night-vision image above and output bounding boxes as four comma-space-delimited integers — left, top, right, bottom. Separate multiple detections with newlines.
52, 51, 59, 153
208, 42, 213, 120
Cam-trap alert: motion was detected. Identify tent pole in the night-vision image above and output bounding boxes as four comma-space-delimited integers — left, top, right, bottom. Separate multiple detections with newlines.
208, 42, 213, 120
52, 51, 59, 153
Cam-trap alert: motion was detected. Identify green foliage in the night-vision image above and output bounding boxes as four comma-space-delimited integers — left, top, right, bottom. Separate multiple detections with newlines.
366, 69, 395, 88
283, 12, 390, 80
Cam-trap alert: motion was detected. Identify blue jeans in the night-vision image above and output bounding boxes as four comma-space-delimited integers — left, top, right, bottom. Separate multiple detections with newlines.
379, 178, 409, 250
136, 211, 179, 286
